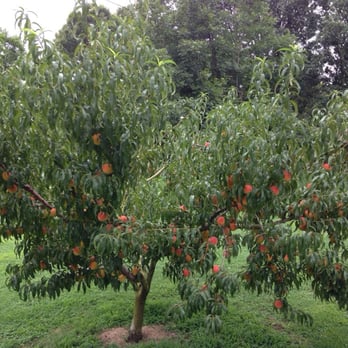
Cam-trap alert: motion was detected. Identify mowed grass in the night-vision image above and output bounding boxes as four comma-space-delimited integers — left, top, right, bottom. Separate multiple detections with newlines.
1, 240, 348, 348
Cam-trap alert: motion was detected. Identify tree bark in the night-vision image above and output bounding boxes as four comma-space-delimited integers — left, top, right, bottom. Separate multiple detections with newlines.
127, 284, 147, 342
127, 260, 157, 342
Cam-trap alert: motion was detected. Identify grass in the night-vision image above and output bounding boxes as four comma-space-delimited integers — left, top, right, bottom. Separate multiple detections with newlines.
1, 240, 348, 348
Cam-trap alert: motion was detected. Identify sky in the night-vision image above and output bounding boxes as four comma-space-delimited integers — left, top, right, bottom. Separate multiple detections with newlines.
0, 0, 133, 39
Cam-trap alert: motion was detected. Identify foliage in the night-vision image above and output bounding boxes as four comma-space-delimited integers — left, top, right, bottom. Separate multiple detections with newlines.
0, 4, 347, 343
0, 29, 23, 71
120, 0, 348, 117
0, 6, 174, 340
128, 0, 295, 103
55, 1, 114, 57
131, 45, 348, 326
268, 0, 348, 115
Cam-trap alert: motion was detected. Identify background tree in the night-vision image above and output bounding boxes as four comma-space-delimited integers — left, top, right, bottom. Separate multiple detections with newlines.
315, 0, 348, 89
268, 0, 348, 115
129, 0, 294, 104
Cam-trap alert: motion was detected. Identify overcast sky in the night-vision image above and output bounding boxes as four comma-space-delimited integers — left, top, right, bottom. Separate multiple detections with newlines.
0, 0, 133, 39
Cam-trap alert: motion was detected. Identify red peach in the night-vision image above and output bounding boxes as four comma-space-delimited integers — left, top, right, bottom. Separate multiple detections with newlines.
208, 236, 218, 245
273, 299, 283, 309
212, 264, 220, 273
243, 184, 253, 194
216, 215, 225, 226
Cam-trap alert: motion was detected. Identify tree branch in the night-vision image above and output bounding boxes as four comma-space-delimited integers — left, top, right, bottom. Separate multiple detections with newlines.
22, 184, 54, 210
121, 264, 137, 283
146, 165, 167, 182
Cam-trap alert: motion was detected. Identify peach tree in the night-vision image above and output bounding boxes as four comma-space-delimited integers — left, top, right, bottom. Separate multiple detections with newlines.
1, 7, 348, 343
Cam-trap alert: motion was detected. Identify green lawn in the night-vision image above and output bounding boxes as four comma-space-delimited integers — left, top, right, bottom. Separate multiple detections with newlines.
1, 240, 348, 348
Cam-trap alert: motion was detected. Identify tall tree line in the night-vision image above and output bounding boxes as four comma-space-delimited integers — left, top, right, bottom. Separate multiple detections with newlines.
127, 0, 348, 115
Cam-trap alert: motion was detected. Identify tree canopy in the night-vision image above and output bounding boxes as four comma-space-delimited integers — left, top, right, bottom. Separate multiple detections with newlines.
0, 1, 347, 343
130, 0, 294, 103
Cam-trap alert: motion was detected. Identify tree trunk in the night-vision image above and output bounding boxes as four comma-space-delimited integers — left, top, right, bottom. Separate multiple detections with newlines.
127, 284, 147, 342
127, 260, 157, 343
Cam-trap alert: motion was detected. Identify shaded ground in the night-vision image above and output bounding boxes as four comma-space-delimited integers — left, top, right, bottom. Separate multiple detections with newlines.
99, 325, 178, 347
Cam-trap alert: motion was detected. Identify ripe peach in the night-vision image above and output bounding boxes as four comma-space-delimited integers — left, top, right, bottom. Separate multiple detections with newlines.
92, 133, 101, 145
179, 204, 187, 212
98, 268, 106, 278
131, 266, 139, 276
299, 216, 307, 230
39, 260, 47, 270
182, 268, 190, 277
322, 162, 332, 171
243, 184, 253, 194
282, 169, 292, 182
208, 236, 218, 245
118, 274, 127, 282
225, 236, 236, 247
72, 246, 81, 256
274, 299, 283, 309
175, 248, 183, 257
223, 226, 230, 236
255, 234, 264, 244
211, 194, 218, 206
229, 219, 237, 231
89, 260, 98, 270
1, 171, 10, 181
185, 254, 192, 263
142, 244, 149, 254
97, 211, 108, 222
216, 215, 225, 226
226, 175, 234, 189
102, 163, 113, 175
96, 198, 104, 206
50, 207, 57, 217
269, 185, 279, 196
312, 193, 320, 202
7, 184, 18, 193
212, 264, 220, 273
270, 263, 277, 273
118, 215, 128, 223
233, 199, 243, 212
259, 244, 267, 253
337, 201, 344, 209
334, 263, 342, 271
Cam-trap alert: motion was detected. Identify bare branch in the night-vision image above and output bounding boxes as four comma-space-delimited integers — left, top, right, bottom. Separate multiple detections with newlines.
146, 165, 167, 182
